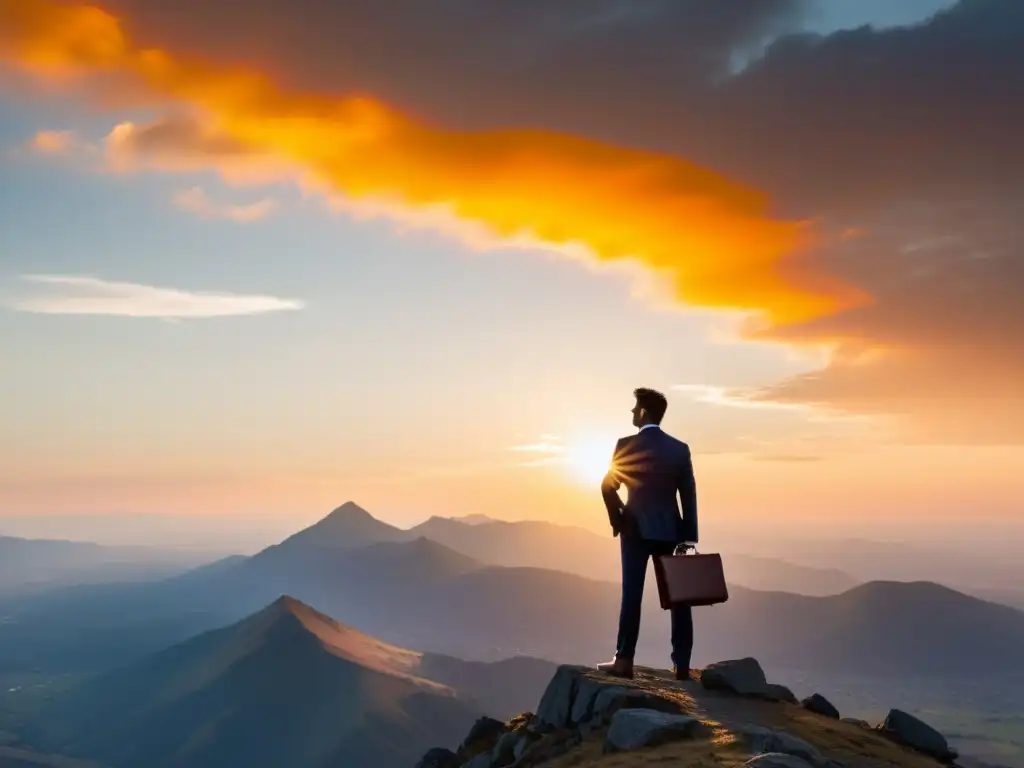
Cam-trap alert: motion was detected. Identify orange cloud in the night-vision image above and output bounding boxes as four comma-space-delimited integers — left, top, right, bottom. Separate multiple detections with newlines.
102, 116, 295, 184
0, 0, 868, 327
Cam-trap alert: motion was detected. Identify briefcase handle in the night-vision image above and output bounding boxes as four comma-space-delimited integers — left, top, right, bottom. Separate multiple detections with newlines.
672, 543, 698, 556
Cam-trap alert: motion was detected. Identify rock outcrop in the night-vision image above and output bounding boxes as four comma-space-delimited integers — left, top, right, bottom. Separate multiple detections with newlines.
747, 754, 819, 768
698, 657, 800, 703
766, 684, 799, 704
733, 723, 832, 768
700, 657, 773, 697
457, 717, 508, 763
604, 709, 703, 752
877, 708, 959, 763
802, 693, 841, 720
415, 747, 460, 768
417, 660, 962, 768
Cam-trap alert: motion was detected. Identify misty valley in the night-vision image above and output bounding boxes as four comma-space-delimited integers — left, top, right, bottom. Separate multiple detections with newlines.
1, 504, 1022, 768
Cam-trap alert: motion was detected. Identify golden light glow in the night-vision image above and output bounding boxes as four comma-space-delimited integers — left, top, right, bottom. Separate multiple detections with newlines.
564, 436, 617, 486
0, 0, 871, 330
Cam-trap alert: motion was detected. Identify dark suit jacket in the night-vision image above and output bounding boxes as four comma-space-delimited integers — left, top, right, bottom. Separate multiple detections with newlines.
600, 426, 697, 543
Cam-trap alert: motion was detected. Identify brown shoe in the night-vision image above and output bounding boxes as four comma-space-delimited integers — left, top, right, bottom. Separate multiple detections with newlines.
597, 657, 634, 679
672, 666, 692, 681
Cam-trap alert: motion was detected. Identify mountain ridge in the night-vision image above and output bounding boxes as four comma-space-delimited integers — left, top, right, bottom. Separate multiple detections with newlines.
406, 508, 860, 595
34, 596, 504, 768
4, 503, 1022, 680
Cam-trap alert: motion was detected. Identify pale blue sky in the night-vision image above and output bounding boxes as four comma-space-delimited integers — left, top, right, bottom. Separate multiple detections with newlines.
5, 0, 1017, 545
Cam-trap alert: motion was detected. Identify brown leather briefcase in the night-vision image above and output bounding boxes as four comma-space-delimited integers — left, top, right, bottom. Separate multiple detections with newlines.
653, 547, 729, 608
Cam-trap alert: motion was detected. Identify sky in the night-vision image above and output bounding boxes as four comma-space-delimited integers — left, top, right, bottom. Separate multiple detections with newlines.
1, 0, 1021, 549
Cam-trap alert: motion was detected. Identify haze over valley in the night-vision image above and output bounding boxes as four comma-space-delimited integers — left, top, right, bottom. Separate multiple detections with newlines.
1, 503, 1022, 767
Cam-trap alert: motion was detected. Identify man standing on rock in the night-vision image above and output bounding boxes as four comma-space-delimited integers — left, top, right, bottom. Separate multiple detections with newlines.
598, 387, 698, 681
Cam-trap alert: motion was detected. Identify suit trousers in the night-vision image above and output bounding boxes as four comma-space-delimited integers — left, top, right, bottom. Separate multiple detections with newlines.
615, 534, 694, 669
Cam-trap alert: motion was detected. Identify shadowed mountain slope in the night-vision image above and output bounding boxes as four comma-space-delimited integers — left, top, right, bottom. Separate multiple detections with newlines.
37, 597, 484, 768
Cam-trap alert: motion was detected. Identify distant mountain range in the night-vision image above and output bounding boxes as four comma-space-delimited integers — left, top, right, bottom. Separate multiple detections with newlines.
0, 536, 218, 596
975, 587, 1024, 611
2, 501, 1022, 683
250, 501, 860, 595
34, 596, 555, 768
762, 537, 1024, 594
406, 512, 859, 595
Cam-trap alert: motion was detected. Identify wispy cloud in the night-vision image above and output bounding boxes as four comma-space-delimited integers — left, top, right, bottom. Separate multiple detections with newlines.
14, 128, 98, 168
672, 383, 869, 427
672, 383, 812, 412
507, 435, 567, 467
508, 439, 565, 455
27, 129, 75, 155
747, 454, 824, 463
173, 186, 278, 222
3, 275, 304, 319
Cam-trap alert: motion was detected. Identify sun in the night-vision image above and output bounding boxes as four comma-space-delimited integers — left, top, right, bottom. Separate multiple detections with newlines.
564, 436, 616, 485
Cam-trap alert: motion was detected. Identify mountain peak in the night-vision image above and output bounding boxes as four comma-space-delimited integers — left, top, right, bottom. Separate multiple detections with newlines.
245, 596, 433, 681
450, 513, 497, 525
326, 501, 373, 519
245, 594, 313, 632
253, 501, 404, 560
267, 594, 305, 614
306, 501, 401, 540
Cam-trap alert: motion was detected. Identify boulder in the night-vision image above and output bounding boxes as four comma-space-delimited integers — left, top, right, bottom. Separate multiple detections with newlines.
519, 728, 581, 765
569, 677, 611, 724
535, 665, 588, 729
464, 754, 495, 768
801, 694, 840, 719
414, 747, 460, 768
764, 684, 799, 704
746, 753, 816, 768
735, 724, 826, 767
513, 733, 534, 762
535, 665, 688, 732
589, 685, 686, 724
458, 716, 508, 761
771, 731, 827, 766
604, 708, 703, 752
490, 730, 522, 767
700, 658, 770, 697
878, 709, 958, 762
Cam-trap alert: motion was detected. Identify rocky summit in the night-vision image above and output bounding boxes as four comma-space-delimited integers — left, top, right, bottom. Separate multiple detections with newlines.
416, 658, 964, 768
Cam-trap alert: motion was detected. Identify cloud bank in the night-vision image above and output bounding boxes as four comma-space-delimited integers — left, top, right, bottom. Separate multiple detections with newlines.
0, 0, 866, 331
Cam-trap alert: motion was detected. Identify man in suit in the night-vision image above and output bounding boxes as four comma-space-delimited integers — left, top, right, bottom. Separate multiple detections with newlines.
598, 387, 698, 680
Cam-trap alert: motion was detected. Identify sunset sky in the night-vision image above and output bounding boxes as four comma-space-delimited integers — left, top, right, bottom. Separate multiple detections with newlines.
1, 0, 1021, 548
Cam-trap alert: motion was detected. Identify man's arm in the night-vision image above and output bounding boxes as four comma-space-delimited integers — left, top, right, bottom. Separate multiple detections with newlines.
677, 444, 698, 544
601, 438, 626, 536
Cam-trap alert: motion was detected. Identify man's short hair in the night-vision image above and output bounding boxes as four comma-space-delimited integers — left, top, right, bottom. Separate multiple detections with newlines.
634, 387, 668, 423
